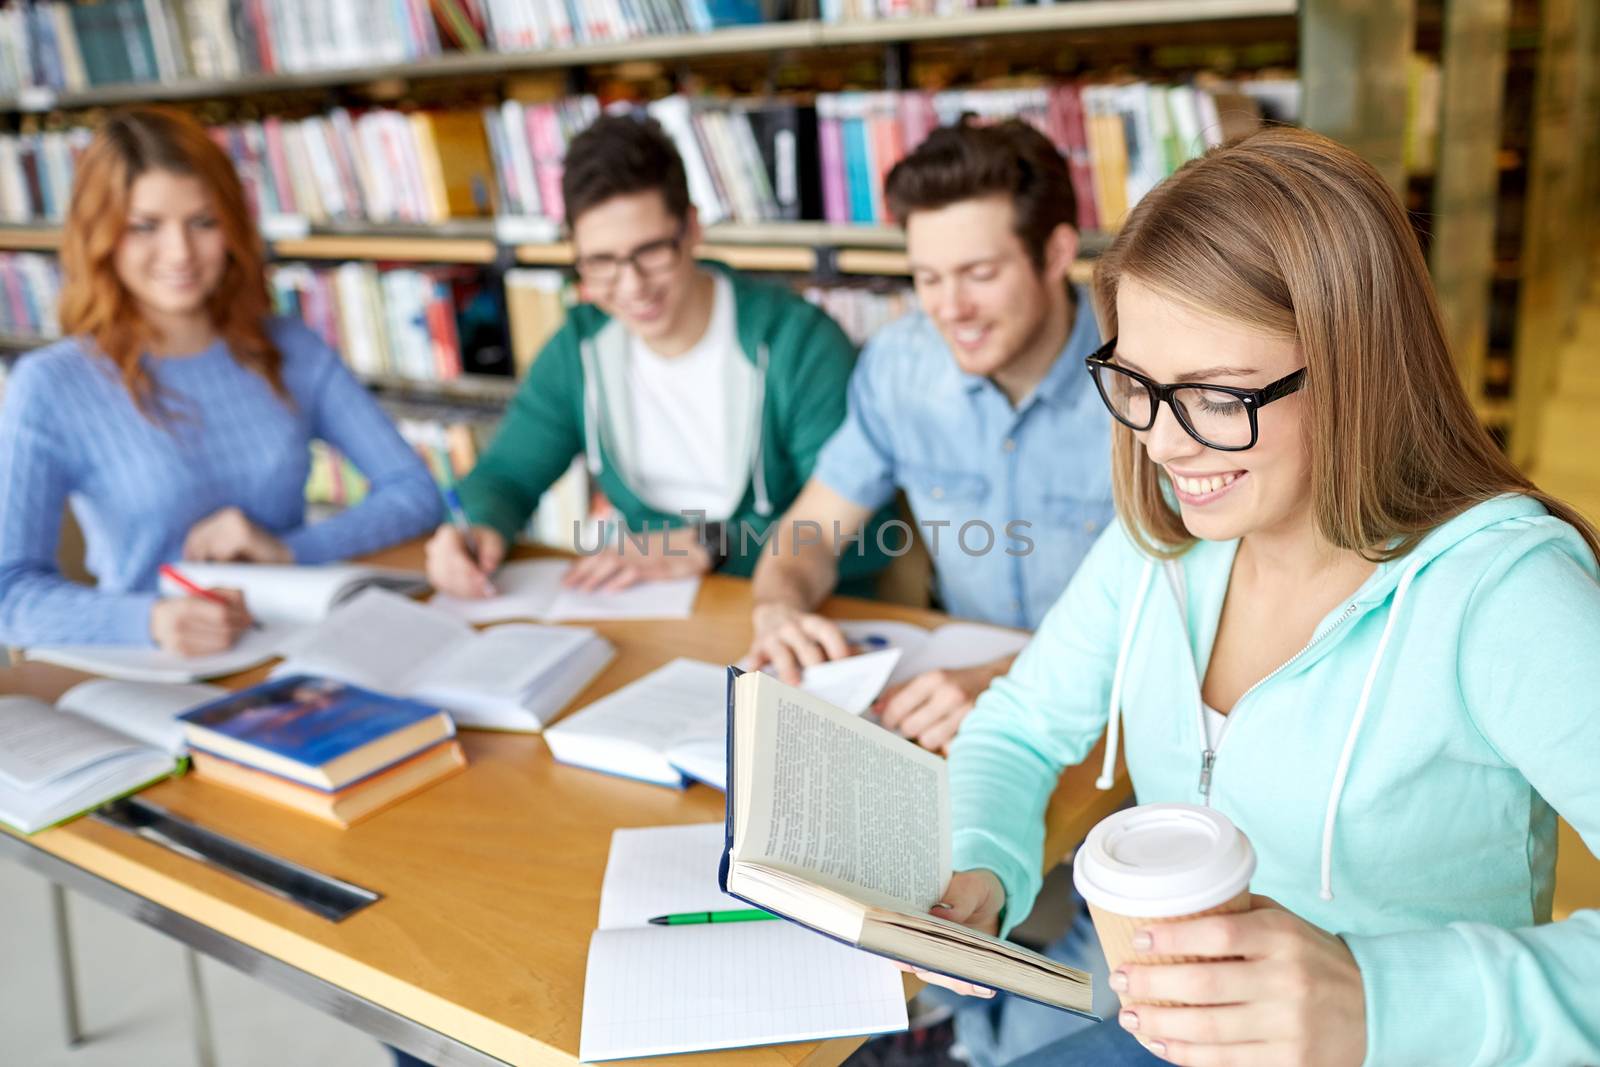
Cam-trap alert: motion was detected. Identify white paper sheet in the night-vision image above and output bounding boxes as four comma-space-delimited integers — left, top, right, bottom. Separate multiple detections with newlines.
428, 559, 700, 624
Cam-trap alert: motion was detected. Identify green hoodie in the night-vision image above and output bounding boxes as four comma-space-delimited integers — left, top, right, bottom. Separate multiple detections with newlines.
460, 262, 889, 583
950, 494, 1600, 1066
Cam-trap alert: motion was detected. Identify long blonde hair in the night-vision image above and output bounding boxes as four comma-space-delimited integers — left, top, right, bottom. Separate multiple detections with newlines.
1093, 126, 1599, 561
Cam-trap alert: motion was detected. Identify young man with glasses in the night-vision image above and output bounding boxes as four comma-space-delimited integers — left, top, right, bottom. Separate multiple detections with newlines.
425, 114, 883, 596
744, 119, 1115, 754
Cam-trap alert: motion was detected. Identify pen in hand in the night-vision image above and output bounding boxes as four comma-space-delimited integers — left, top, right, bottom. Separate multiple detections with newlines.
436, 450, 496, 596
158, 563, 262, 631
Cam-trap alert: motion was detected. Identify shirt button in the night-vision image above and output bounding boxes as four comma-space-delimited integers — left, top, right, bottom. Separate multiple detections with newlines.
930, 486, 945, 500
1002, 438, 1017, 453
1011, 599, 1022, 614
1083, 520, 1099, 533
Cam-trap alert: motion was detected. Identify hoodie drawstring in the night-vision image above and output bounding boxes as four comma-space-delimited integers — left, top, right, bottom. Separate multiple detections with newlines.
1317, 556, 1426, 901
1097, 558, 1157, 790
750, 344, 772, 517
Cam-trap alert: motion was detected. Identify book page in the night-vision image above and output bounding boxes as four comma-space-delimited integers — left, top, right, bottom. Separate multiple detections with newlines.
412, 623, 594, 697
427, 559, 564, 623
580, 922, 906, 1062
157, 563, 368, 625
0, 697, 146, 790
57, 680, 227, 756
597, 823, 744, 930
901, 623, 1032, 683
789, 648, 902, 716
273, 588, 469, 693
544, 572, 700, 622
546, 657, 725, 761
26, 624, 294, 684
735, 675, 950, 915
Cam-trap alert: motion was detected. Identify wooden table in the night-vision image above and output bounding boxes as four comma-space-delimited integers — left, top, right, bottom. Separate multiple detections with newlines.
0, 544, 1131, 1067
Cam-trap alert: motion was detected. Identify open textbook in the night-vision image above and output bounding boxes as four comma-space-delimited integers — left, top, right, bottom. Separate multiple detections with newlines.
719, 669, 1095, 1016
544, 650, 901, 788
836, 619, 1032, 688
0, 680, 224, 833
580, 822, 906, 1061
428, 558, 700, 624
25, 625, 293, 683
272, 589, 613, 731
156, 562, 429, 625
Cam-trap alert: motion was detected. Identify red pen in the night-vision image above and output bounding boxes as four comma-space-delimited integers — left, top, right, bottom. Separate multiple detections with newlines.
159, 564, 262, 630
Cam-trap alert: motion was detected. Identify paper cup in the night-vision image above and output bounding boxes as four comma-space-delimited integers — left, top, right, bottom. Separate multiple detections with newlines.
1073, 804, 1256, 1008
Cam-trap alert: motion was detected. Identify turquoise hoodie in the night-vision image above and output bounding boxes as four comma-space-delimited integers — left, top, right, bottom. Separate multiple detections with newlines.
949, 494, 1600, 1066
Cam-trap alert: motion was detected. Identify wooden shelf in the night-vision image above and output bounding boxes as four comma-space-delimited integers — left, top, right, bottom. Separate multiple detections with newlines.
0, 332, 51, 352
0, 1, 1297, 113
271, 235, 499, 264
359, 373, 519, 403
0, 227, 63, 251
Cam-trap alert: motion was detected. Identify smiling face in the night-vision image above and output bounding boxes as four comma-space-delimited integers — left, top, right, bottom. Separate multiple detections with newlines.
1114, 276, 1311, 543
905, 195, 1066, 381
570, 189, 701, 347
113, 169, 227, 331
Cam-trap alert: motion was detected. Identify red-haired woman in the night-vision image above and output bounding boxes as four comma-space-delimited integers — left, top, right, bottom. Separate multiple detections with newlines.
0, 107, 439, 654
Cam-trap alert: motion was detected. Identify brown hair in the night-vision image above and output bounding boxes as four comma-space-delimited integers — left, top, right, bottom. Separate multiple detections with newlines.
561, 114, 690, 230
1094, 125, 1599, 561
884, 118, 1076, 269
57, 106, 282, 415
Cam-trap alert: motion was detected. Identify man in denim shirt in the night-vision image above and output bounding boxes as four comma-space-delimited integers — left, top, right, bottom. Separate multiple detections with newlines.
745, 119, 1114, 754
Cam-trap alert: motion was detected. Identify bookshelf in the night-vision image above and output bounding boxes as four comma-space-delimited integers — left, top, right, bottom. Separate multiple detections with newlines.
0, 2, 1297, 113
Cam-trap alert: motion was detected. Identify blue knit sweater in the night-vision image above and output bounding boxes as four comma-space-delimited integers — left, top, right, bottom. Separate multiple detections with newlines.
0, 317, 441, 646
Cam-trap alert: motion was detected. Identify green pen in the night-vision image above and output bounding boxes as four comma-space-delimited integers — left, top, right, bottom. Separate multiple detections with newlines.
647, 908, 779, 926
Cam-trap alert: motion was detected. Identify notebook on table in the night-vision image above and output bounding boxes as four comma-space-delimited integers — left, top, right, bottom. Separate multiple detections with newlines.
579, 822, 907, 1062
427, 558, 700, 624
25, 624, 294, 683
157, 561, 430, 625
0, 680, 225, 833
271, 588, 613, 731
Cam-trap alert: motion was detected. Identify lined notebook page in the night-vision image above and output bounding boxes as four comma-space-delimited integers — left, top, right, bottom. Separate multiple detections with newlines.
580, 922, 907, 1062
581, 822, 907, 1062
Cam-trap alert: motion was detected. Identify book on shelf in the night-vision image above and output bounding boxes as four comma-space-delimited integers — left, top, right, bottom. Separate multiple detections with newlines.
0, 679, 224, 834
0, 253, 63, 341
272, 261, 513, 384
721, 668, 1095, 1015
272, 588, 615, 731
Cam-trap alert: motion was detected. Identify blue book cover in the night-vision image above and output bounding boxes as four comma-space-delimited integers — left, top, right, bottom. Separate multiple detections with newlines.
841, 105, 874, 225
179, 676, 446, 769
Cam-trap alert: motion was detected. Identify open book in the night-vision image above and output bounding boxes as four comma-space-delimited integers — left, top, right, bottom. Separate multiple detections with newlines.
272, 589, 613, 731
427, 558, 700, 624
580, 822, 906, 1061
157, 562, 430, 625
0, 680, 224, 833
720, 669, 1094, 1016
545, 650, 901, 789
25, 624, 293, 683
836, 619, 1032, 688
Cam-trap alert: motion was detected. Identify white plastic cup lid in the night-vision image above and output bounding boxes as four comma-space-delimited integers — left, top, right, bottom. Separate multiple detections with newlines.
1073, 804, 1256, 918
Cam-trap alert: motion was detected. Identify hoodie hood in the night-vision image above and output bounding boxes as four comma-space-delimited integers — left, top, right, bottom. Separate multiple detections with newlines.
1094, 492, 1570, 902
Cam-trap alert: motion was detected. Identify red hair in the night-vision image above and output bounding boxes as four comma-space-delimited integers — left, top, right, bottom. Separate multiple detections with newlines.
57, 106, 283, 414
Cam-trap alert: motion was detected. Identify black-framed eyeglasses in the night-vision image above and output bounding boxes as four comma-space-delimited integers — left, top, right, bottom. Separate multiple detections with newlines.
573, 224, 688, 285
1084, 336, 1307, 452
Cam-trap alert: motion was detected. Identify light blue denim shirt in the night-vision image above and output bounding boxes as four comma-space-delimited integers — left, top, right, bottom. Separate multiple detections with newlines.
814, 286, 1114, 629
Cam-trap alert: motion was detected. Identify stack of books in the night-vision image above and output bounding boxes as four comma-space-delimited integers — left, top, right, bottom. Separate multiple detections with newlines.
0, 253, 63, 341
801, 283, 915, 345
479, 0, 766, 51
179, 675, 466, 828
480, 96, 601, 227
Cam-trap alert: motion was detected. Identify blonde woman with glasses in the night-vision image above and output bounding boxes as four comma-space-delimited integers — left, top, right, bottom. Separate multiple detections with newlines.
916, 127, 1600, 1067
